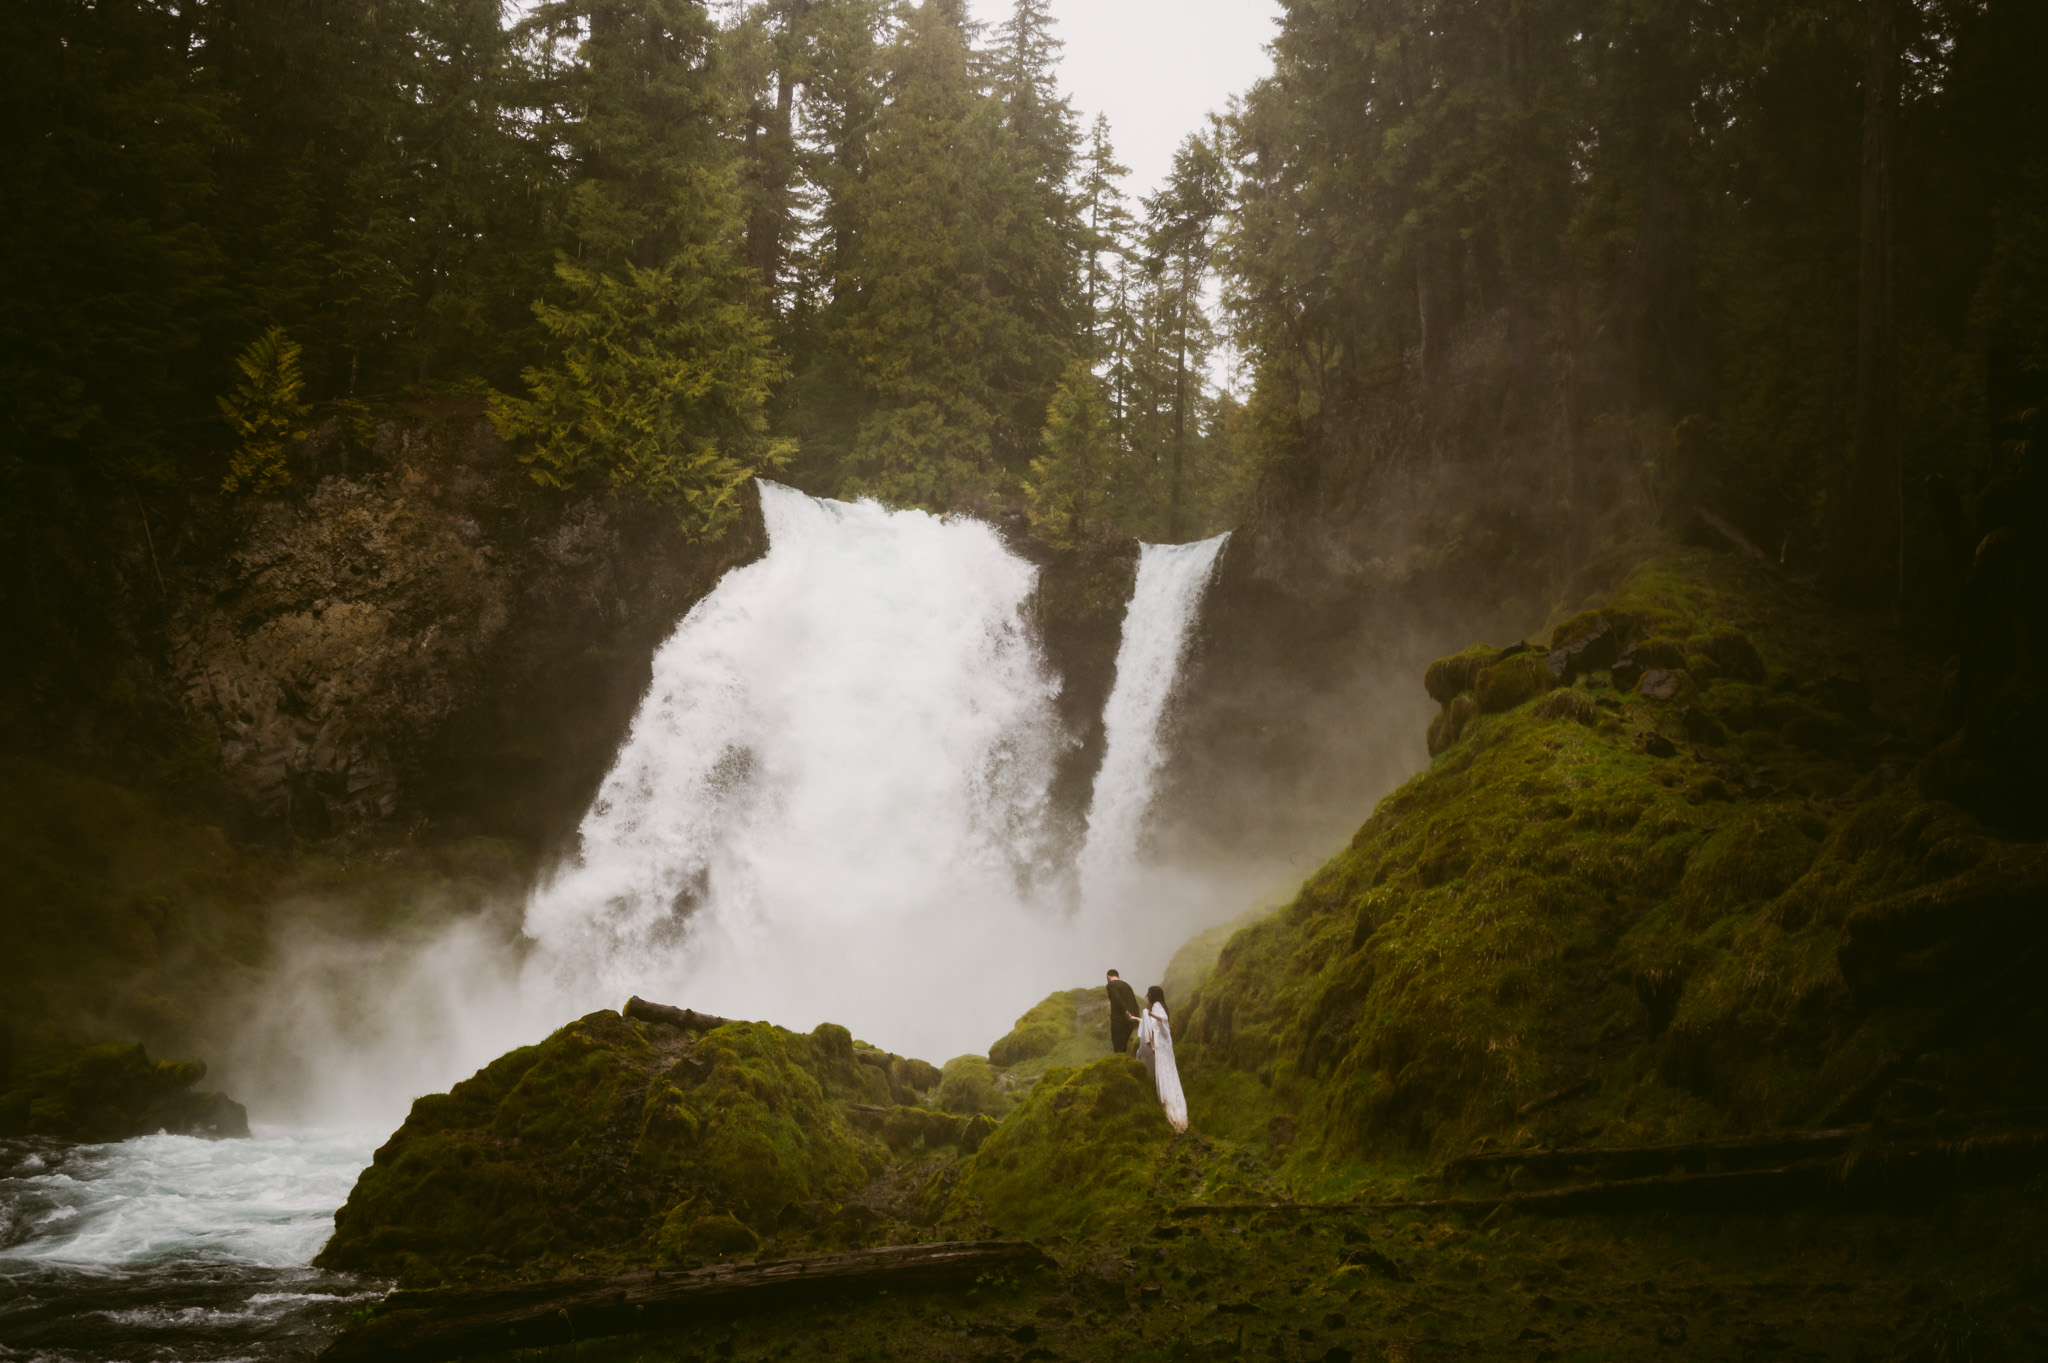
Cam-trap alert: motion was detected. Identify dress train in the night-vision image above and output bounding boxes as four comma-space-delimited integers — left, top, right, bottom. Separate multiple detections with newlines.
1137, 1002, 1189, 1133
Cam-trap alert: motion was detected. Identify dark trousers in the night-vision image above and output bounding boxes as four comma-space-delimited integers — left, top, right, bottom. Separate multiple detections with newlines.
1110, 1018, 1134, 1054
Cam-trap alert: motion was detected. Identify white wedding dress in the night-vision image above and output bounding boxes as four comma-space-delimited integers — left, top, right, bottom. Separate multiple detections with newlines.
1137, 1002, 1189, 1132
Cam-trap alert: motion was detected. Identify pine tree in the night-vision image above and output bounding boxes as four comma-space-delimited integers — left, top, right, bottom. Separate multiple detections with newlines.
831, 2, 1011, 510
1141, 134, 1226, 540
218, 327, 312, 494
1025, 360, 1113, 547
1078, 116, 1134, 350
491, 0, 787, 538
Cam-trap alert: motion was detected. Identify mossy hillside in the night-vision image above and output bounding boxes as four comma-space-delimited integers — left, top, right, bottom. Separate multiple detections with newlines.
949, 1057, 1177, 1240
1175, 545, 2048, 1191
983, 987, 1116, 1081
316, 1010, 967, 1284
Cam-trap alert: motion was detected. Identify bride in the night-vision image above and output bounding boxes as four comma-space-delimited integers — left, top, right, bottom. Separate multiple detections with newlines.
1132, 986, 1189, 1133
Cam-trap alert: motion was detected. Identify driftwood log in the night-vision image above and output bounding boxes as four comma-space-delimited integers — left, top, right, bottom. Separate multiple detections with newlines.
320, 1240, 1050, 1363
623, 996, 733, 1033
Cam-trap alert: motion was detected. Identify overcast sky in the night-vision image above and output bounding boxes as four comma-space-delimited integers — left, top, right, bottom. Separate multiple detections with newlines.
966, 0, 1282, 201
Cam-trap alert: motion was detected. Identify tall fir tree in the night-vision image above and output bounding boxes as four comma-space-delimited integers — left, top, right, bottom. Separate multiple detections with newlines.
830, 1, 1012, 511
491, 0, 787, 539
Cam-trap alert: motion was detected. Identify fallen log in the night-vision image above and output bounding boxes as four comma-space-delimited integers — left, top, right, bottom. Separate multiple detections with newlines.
623, 996, 733, 1033
1447, 1126, 1866, 1181
320, 1240, 1050, 1363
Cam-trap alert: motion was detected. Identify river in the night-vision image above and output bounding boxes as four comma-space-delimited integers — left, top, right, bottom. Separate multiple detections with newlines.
0, 1131, 377, 1361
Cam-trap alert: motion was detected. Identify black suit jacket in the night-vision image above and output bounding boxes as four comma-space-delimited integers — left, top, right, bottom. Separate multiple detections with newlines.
1106, 979, 1142, 1048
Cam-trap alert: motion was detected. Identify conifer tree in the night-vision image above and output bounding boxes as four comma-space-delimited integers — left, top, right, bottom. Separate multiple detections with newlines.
1141, 134, 1226, 540
218, 326, 313, 494
831, 1, 1011, 510
492, 0, 787, 540
1025, 360, 1113, 547
1078, 116, 1134, 350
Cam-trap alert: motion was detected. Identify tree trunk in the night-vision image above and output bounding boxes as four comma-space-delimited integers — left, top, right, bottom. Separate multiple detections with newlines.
320, 1241, 1051, 1363
1831, 0, 1900, 606
1170, 293, 1188, 543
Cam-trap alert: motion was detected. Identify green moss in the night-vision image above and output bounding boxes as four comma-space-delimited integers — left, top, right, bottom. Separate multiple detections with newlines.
1423, 643, 1500, 704
318, 1010, 891, 1283
1473, 651, 1554, 713
987, 995, 1070, 1067
951, 1057, 1174, 1238
937, 1055, 1011, 1117
1174, 544, 2046, 1176
0, 1041, 214, 1142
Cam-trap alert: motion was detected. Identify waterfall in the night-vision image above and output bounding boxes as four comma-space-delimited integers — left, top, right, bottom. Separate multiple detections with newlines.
1075, 534, 1229, 914
521, 483, 1071, 1062
221, 489, 1251, 1124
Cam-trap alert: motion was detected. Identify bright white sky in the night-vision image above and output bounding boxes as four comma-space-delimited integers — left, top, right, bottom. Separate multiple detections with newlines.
967, 0, 1283, 200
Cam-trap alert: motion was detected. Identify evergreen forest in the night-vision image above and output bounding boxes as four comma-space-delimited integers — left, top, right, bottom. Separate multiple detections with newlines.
7, 1, 2048, 1359
6, 0, 2045, 586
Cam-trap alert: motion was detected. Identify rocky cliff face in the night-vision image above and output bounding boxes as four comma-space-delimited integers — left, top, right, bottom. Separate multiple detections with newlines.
160, 414, 764, 846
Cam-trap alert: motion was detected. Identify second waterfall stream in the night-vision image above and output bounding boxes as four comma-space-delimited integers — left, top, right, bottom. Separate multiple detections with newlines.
235, 483, 1233, 1122
526, 483, 1229, 1064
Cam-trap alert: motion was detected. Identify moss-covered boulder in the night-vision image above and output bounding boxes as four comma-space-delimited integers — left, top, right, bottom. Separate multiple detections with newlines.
951, 1058, 1173, 1239
936, 1055, 1010, 1117
316, 1010, 921, 1284
1473, 650, 1555, 712
1422, 643, 1501, 704
0, 1041, 246, 1142
983, 986, 1115, 1078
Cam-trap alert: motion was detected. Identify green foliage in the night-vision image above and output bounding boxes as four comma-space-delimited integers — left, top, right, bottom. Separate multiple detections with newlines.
1024, 361, 1113, 547
217, 327, 311, 494
951, 1057, 1173, 1239
489, 258, 789, 539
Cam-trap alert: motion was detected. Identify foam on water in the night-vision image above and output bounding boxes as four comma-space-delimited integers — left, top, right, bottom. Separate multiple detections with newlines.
0, 1131, 379, 1360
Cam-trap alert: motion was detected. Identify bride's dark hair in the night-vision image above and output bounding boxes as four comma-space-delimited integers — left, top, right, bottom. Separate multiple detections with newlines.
1146, 985, 1167, 1012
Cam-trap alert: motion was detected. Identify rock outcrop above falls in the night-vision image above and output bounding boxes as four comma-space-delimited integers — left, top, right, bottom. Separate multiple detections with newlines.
158, 414, 766, 844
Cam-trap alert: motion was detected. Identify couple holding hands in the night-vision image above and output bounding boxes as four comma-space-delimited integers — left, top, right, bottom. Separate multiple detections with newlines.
1105, 969, 1189, 1132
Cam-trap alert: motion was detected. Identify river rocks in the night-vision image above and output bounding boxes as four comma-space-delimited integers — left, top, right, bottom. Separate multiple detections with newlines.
0, 1041, 245, 1143
316, 1008, 962, 1285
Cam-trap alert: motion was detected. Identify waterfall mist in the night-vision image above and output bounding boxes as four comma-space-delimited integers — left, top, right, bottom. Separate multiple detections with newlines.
221, 485, 1259, 1126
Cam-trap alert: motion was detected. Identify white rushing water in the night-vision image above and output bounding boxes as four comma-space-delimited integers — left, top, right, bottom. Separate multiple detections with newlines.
516, 492, 1232, 1065
521, 484, 1072, 1063
0, 1131, 380, 1361
6, 491, 1247, 1359
225, 486, 1246, 1128
1075, 533, 1229, 914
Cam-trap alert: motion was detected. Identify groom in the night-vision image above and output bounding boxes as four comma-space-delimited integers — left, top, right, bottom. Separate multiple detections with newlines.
1105, 969, 1142, 1055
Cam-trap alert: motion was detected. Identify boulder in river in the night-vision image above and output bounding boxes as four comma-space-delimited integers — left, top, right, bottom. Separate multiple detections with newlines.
0, 1041, 246, 1143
